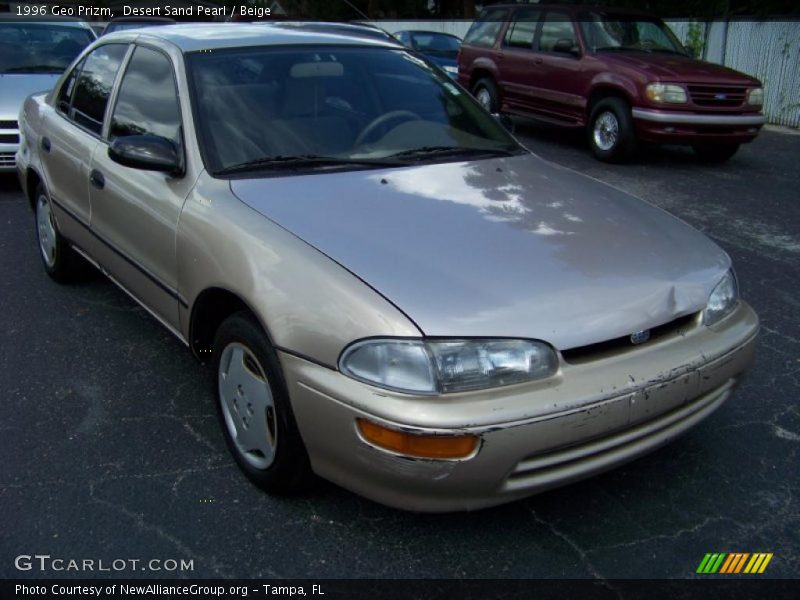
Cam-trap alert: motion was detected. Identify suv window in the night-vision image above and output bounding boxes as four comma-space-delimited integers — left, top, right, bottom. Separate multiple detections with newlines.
537, 12, 577, 53
504, 9, 540, 49
68, 44, 128, 135
109, 46, 181, 148
464, 9, 507, 48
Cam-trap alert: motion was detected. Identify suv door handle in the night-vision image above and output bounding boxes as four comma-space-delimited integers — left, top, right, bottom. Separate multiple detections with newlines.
534, 57, 543, 64
495, 52, 504, 60
89, 169, 105, 190
41, 137, 51, 153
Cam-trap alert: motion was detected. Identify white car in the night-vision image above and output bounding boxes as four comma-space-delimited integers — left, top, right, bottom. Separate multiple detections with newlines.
0, 17, 95, 171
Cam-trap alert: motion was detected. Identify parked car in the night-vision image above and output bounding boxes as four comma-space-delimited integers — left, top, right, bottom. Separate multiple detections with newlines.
394, 30, 461, 78
17, 24, 758, 512
102, 17, 176, 35
458, 5, 765, 162
0, 17, 95, 171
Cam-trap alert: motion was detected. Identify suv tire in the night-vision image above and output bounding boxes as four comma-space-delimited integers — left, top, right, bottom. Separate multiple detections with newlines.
588, 97, 637, 163
473, 78, 500, 113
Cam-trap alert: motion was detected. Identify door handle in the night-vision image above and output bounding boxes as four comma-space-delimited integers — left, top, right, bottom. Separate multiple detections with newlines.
89, 169, 105, 190
534, 57, 543, 64
495, 52, 505, 60
41, 137, 51, 153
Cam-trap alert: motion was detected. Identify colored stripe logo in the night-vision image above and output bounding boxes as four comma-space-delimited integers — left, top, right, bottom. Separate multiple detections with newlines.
697, 552, 773, 574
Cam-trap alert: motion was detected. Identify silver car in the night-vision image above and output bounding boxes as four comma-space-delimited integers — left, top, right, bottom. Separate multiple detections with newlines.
0, 17, 95, 171
17, 24, 758, 512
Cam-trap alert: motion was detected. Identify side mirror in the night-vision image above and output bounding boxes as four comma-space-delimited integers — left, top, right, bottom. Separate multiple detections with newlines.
493, 113, 515, 134
553, 38, 580, 57
108, 135, 182, 175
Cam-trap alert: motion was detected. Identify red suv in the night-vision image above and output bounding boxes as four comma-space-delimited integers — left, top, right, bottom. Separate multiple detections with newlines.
458, 5, 766, 162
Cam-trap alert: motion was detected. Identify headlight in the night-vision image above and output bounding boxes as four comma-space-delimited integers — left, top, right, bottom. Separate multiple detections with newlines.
703, 270, 739, 326
645, 83, 687, 104
747, 87, 764, 106
340, 338, 558, 394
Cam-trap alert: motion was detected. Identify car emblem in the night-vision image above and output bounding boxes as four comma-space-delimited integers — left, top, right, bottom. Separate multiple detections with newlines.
630, 330, 651, 345
715, 93, 727, 100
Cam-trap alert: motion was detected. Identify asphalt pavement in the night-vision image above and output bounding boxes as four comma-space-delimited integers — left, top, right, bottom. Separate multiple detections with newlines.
1, 126, 798, 580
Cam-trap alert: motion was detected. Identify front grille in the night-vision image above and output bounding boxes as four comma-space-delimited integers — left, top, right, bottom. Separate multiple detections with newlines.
0, 134, 19, 144
561, 313, 699, 364
0, 120, 17, 129
687, 85, 747, 107
0, 152, 16, 167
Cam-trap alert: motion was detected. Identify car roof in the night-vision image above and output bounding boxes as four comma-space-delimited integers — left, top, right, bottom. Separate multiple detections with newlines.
110, 22, 401, 52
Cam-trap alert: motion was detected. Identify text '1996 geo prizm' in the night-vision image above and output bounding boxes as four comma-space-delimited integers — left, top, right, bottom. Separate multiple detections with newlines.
16, 24, 758, 512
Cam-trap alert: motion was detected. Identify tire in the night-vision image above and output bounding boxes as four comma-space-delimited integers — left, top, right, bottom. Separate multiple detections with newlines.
692, 143, 740, 163
473, 78, 500, 113
34, 183, 81, 283
212, 311, 312, 494
587, 97, 637, 163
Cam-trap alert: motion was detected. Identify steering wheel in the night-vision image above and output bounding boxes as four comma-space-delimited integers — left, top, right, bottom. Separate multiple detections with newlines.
354, 110, 421, 147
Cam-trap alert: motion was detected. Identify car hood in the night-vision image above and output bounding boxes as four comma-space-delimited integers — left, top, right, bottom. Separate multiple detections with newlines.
601, 52, 759, 85
230, 154, 729, 350
0, 74, 61, 118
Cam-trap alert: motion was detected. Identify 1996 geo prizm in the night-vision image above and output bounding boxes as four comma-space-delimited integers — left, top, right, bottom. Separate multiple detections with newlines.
16, 24, 758, 512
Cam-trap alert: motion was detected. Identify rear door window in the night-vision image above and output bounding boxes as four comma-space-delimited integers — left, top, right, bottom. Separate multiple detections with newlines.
68, 44, 128, 135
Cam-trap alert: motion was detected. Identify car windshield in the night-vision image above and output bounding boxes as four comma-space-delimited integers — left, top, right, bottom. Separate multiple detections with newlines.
0, 23, 94, 73
410, 33, 461, 57
579, 13, 686, 55
189, 46, 522, 176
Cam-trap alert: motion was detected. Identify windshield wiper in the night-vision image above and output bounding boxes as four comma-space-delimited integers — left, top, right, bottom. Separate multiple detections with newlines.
1, 65, 64, 73
216, 154, 402, 175
389, 146, 519, 161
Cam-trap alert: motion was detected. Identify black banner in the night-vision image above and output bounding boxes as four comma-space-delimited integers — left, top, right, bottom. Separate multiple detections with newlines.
3, 579, 800, 600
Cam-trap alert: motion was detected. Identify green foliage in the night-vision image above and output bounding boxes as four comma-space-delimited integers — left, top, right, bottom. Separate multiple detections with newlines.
685, 22, 705, 58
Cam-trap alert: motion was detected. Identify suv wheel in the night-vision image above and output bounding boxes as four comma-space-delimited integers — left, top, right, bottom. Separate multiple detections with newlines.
692, 143, 740, 163
34, 183, 81, 283
473, 78, 500, 113
588, 97, 636, 162
213, 311, 312, 493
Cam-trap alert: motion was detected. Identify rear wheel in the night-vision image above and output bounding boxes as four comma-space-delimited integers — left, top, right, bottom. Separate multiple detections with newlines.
588, 97, 637, 162
473, 78, 500, 113
692, 143, 740, 162
34, 183, 81, 283
212, 311, 312, 493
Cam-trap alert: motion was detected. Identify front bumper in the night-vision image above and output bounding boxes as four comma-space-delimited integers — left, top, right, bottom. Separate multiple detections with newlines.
283, 302, 758, 512
631, 108, 765, 145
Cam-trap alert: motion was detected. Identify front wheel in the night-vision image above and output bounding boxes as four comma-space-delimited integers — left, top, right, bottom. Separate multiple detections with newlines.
472, 78, 500, 113
212, 311, 312, 494
692, 143, 740, 163
587, 97, 637, 162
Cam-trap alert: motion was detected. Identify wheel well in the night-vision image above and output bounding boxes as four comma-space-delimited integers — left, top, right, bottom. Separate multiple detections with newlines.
469, 69, 493, 91
189, 288, 253, 360
25, 168, 42, 211
587, 87, 631, 117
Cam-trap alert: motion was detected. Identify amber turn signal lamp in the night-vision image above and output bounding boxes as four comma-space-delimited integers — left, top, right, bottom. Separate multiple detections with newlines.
356, 419, 478, 459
